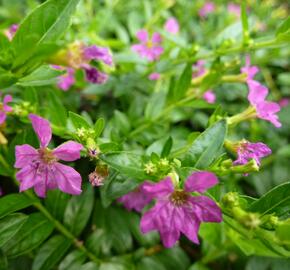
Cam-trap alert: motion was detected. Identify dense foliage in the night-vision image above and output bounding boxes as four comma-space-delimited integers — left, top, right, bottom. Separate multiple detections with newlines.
0, 0, 289, 269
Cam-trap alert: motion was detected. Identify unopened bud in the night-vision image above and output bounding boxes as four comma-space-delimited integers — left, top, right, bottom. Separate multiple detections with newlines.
222, 192, 240, 208
241, 213, 261, 229
167, 171, 179, 187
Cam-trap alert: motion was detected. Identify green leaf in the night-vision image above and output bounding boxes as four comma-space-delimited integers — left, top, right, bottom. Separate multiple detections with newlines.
276, 16, 290, 36
137, 257, 166, 270
184, 120, 227, 168
0, 194, 37, 219
11, 0, 80, 69
60, 251, 86, 270
2, 213, 54, 258
64, 185, 94, 236
44, 189, 70, 221
0, 214, 28, 247
69, 111, 91, 130
113, 110, 131, 134
161, 137, 173, 158
94, 118, 105, 138
81, 262, 100, 270
100, 152, 147, 180
173, 63, 193, 100
17, 65, 64, 86
200, 71, 222, 92
248, 182, 290, 216
0, 68, 18, 88
32, 235, 72, 270
0, 250, 8, 270
145, 91, 167, 119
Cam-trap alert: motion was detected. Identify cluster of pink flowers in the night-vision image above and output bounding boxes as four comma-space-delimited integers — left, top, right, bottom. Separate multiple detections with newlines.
14, 114, 83, 197
118, 172, 222, 247
54, 44, 113, 91
242, 57, 281, 128
0, 94, 13, 125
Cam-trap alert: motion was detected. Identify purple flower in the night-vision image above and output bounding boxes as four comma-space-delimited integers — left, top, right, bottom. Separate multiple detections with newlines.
242, 57, 281, 128
164, 17, 179, 34
131, 30, 164, 62
83, 45, 113, 66
84, 66, 108, 84
227, 3, 241, 17
149, 72, 161, 80
140, 172, 222, 248
234, 141, 271, 166
203, 90, 216, 104
192, 60, 206, 78
0, 94, 13, 125
199, 2, 215, 18
14, 114, 83, 198
58, 68, 75, 91
117, 182, 153, 212
278, 98, 289, 108
4, 24, 18, 40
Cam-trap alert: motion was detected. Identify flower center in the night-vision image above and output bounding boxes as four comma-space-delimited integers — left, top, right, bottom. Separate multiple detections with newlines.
146, 40, 153, 48
38, 148, 57, 164
170, 190, 189, 206
0, 103, 3, 110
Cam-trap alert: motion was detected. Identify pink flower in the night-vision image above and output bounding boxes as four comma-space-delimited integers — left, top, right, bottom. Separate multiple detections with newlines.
84, 66, 108, 84
203, 90, 216, 104
149, 72, 161, 80
140, 172, 222, 248
227, 3, 241, 17
278, 98, 289, 108
131, 30, 164, 62
192, 60, 206, 78
242, 57, 282, 128
83, 45, 113, 66
164, 17, 179, 34
118, 183, 153, 212
199, 2, 215, 18
0, 94, 13, 125
234, 141, 271, 166
58, 68, 75, 91
4, 24, 18, 40
14, 114, 83, 198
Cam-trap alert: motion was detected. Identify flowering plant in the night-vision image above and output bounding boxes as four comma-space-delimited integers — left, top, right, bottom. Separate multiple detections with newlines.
0, 0, 289, 269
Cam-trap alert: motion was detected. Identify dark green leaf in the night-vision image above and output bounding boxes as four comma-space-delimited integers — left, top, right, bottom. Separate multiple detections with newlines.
184, 120, 227, 168
94, 118, 105, 138
32, 235, 72, 270
173, 63, 193, 100
64, 185, 94, 236
58, 250, 86, 270
248, 182, 290, 216
0, 214, 28, 247
0, 194, 37, 219
2, 213, 54, 258
161, 137, 173, 157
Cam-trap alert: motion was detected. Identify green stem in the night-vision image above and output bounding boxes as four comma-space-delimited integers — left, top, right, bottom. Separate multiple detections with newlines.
241, 0, 250, 45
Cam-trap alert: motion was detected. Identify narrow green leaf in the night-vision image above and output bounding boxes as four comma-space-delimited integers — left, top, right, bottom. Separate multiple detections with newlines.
0, 214, 28, 247
0, 194, 37, 219
248, 182, 290, 216
12, 0, 80, 69
32, 235, 72, 270
0, 250, 8, 270
69, 111, 91, 130
161, 137, 173, 158
58, 249, 86, 270
173, 63, 193, 100
2, 213, 54, 258
64, 185, 94, 236
145, 91, 167, 119
184, 120, 227, 168
94, 118, 105, 138
276, 16, 290, 36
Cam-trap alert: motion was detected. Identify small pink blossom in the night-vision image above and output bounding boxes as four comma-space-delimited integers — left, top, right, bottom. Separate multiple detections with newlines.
192, 60, 206, 78
117, 183, 153, 212
199, 2, 215, 18
234, 141, 271, 166
242, 57, 282, 128
83, 45, 113, 66
164, 17, 179, 34
278, 98, 289, 108
203, 90, 216, 104
58, 68, 75, 91
140, 172, 222, 248
131, 30, 164, 62
0, 94, 13, 125
149, 72, 161, 80
4, 24, 18, 41
227, 3, 241, 17
84, 66, 108, 84
14, 114, 83, 198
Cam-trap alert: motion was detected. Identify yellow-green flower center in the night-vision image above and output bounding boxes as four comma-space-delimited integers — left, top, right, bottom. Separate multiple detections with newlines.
38, 148, 57, 164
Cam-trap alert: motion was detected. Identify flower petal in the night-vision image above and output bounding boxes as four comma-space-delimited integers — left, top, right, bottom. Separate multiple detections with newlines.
141, 178, 174, 199
16, 165, 37, 192
136, 29, 148, 43
14, 144, 38, 168
152, 32, 162, 43
3, 94, 12, 104
54, 163, 82, 195
159, 228, 180, 248
0, 111, 7, 125
247, 80, 268, 106
189, 196, 222, 222
185, 171, 218, 193
180, 209, 200, 244
53, 141, 83, 161
29, 114, 52, 147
